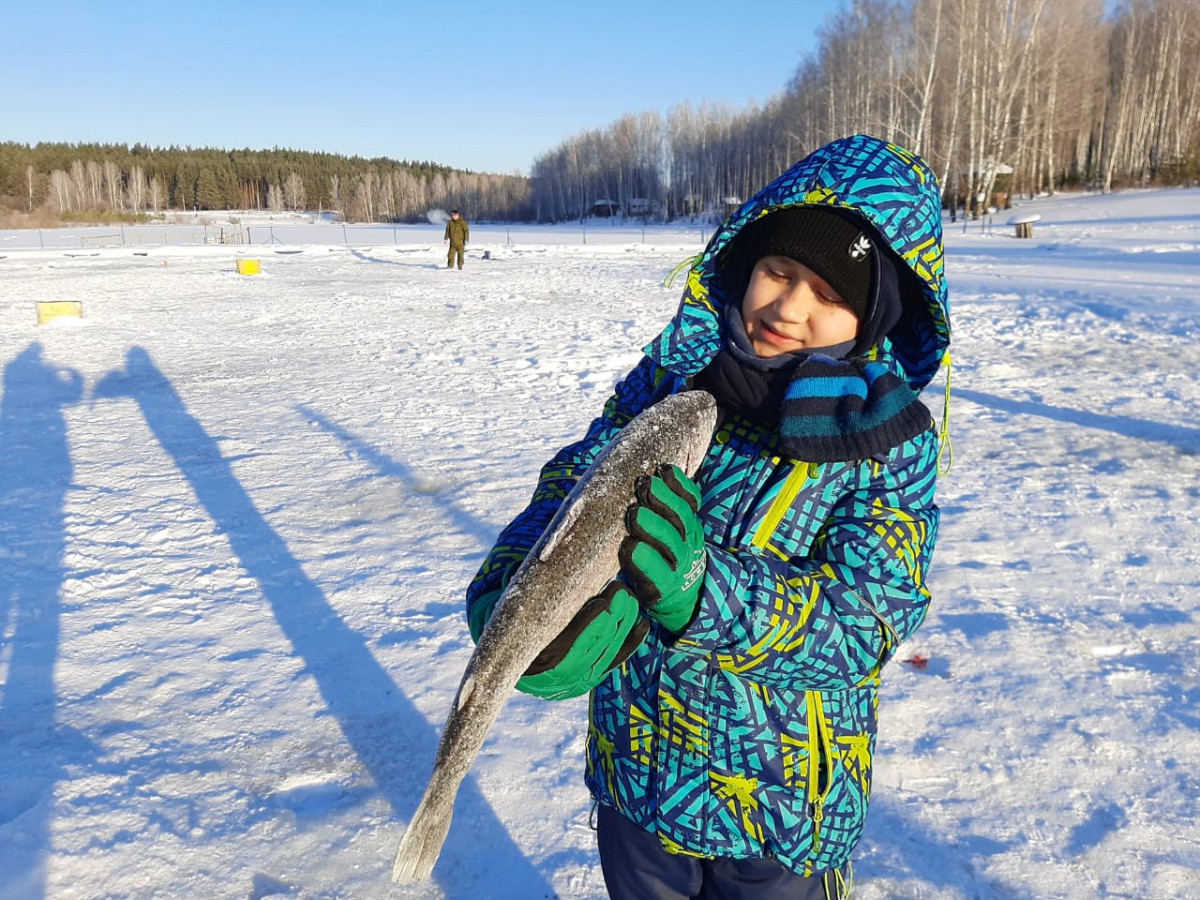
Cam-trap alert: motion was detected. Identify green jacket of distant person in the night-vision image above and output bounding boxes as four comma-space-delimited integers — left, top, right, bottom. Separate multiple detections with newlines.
444, 211, 469, 246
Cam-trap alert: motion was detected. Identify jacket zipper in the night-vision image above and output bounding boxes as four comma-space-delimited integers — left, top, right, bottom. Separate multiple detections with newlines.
752, 461, 819, 553
806, 690, 834, 854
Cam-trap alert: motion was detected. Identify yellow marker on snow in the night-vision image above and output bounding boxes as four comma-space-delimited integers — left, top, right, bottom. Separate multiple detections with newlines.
36, 301, 83, 324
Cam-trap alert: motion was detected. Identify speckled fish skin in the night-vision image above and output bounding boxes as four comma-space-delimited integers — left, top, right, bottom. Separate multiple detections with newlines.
391, 390, 717, 883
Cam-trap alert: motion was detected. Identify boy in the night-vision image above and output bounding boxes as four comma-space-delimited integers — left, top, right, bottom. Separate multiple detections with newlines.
467, 134, 951, 898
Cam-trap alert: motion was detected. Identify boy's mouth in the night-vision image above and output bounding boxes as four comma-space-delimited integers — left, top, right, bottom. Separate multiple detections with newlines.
761, 320, 802, 345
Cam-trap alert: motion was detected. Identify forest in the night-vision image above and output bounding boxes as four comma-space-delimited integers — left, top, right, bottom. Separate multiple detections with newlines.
1, 0, 1195, 225
531, 0, 1199, 221
0, 144, 533, 226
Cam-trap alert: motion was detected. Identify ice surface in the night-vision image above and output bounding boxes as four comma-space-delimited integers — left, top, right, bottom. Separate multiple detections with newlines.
2, 189, 1199, 898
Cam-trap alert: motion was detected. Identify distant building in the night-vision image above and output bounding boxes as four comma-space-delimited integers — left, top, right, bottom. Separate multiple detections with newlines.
591, 198, 619, 217
626, 198, 653, 218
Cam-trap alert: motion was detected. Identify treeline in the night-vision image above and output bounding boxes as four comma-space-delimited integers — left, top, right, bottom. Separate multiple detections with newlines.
531, 0, 1200, 221
0, 143, 533, 223
3, 0, 1195, 226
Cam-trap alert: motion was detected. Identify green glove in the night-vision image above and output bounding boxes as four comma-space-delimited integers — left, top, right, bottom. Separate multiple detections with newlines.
467, 583, 506, 644
469, 582, 649, 701
520, 581, 648, 699
619, 464, 706, 633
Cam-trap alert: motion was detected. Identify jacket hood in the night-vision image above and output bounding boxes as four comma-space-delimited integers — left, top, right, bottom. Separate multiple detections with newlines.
646, 134, 951, 392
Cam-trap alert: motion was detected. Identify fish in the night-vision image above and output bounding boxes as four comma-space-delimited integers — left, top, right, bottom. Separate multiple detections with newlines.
391, 389, 718, 883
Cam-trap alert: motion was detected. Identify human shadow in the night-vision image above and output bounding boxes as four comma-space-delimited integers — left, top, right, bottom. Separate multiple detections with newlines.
955, 388, 1200, 455
92, 347, 552, 896
295, 403, 499, 548
0, 343, 84, 899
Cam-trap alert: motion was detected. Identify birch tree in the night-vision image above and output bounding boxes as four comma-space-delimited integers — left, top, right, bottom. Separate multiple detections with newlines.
283, 171, 306, 210
1101, 0, 1146, 190
49, 169, 73, 213
127, 165, 146, 213
103, 160, 123, 211
150, 175, 164, 214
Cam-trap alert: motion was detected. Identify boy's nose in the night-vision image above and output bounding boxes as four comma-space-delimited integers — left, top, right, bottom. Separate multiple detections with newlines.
776, 283, 816, 319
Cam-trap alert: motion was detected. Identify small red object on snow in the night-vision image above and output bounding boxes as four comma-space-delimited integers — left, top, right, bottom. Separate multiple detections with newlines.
903, 654, 929, 670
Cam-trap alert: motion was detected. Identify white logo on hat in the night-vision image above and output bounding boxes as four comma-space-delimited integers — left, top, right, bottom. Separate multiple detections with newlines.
848, 234, 871, 261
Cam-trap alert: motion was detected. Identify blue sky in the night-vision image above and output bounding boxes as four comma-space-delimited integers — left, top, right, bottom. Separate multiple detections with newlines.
4, 0, 842, 175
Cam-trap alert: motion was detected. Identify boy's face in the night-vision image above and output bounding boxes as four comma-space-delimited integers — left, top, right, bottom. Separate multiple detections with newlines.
740, 256, 860, 358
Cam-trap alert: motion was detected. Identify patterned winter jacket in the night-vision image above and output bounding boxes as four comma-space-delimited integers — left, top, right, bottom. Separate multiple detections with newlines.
466, 134, 951, 876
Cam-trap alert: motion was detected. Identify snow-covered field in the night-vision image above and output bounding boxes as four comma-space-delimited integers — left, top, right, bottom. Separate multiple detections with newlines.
2, 188, 1198, 899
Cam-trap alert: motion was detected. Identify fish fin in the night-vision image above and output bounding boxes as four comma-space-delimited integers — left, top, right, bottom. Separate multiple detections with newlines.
538, 498, 582, 561
456, 674, 475, 711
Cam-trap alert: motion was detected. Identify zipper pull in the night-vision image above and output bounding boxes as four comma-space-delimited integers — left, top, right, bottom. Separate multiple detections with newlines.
809, 799, 824, 853
937, 349, 953, 475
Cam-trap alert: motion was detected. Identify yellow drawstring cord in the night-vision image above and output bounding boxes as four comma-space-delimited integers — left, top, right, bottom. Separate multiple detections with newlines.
937, 350, 953, 475
826, 862, 852, 899
663, 253, 701, 288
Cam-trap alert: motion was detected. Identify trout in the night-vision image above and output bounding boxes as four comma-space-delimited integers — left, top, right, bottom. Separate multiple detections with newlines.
392, 390, 718, 883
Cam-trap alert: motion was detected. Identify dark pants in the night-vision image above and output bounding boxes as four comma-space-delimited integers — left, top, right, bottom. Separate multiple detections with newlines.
596, 803, 846, 900
447, 242, 464, 269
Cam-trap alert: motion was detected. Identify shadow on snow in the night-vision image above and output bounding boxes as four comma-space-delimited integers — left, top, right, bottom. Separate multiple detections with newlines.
91, 347, 552, 897
955, 388, 1200, 455
295, 403, 498, 551
349, 248, 440, 268
858, 793, 1028, 897
0, 343, 85, 899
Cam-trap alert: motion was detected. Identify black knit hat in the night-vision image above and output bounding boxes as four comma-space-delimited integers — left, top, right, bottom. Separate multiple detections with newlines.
722, 206, 876, 321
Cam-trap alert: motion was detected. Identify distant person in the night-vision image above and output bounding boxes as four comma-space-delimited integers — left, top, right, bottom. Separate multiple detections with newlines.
444, 209, 469, 269
465, 135, 951, 899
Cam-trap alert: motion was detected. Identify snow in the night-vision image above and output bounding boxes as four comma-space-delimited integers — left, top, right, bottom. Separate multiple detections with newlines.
2, 188, 1199, 899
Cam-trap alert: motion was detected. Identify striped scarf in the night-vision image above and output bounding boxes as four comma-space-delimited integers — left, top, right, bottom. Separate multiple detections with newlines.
779, 355, 932, 462
702, 303, 931, 462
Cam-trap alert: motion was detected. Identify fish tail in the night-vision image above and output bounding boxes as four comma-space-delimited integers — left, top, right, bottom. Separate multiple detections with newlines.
391, 792, 454, 883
